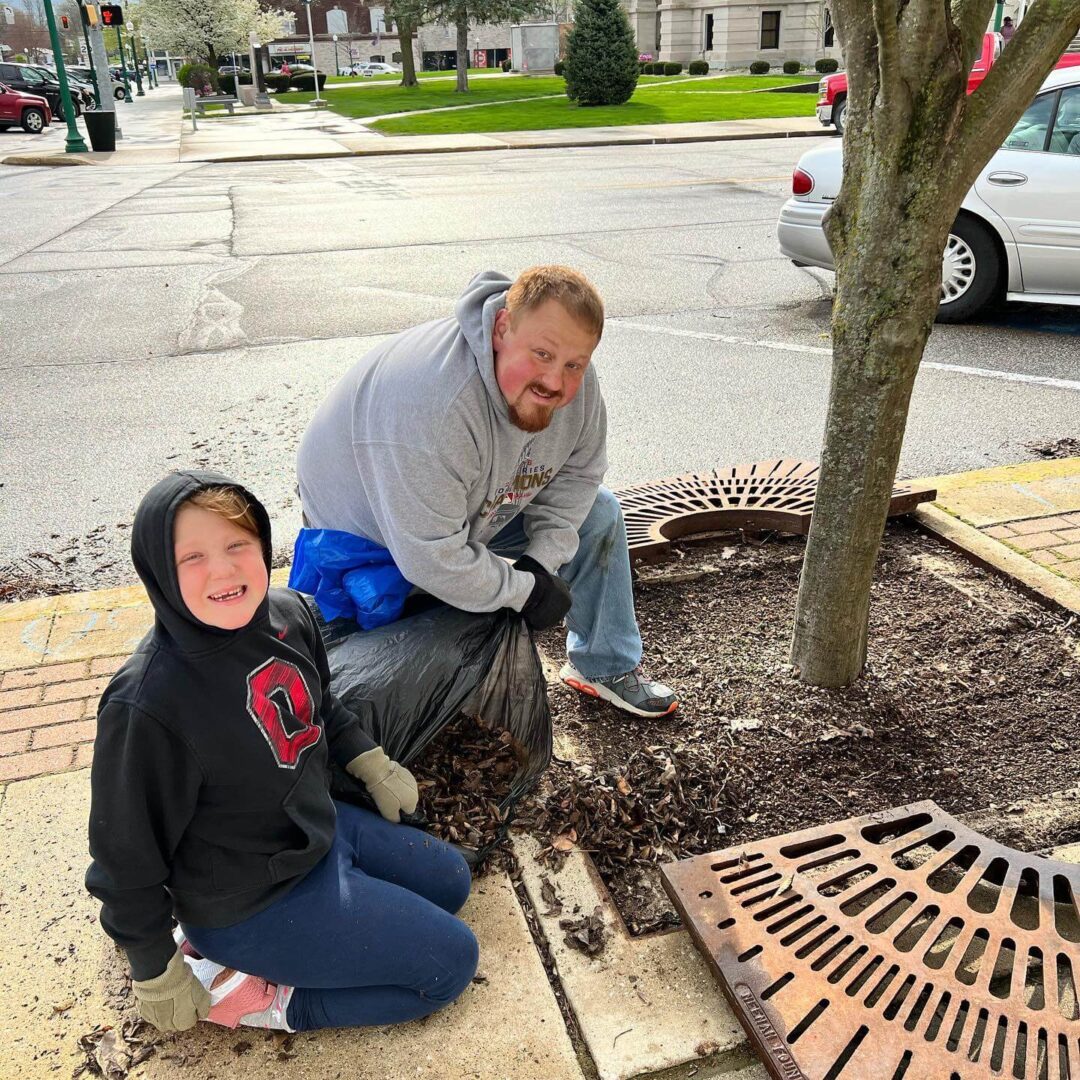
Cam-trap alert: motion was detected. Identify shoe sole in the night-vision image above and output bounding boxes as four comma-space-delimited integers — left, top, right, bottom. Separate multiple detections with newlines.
561, 671, 678, 719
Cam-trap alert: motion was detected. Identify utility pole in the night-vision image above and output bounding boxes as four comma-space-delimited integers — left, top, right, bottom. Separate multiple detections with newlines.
81, 2, 121, 137
303, 0, 324, 104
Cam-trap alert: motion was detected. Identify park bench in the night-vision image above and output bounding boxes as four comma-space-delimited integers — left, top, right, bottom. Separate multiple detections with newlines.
192, 94, 238, 114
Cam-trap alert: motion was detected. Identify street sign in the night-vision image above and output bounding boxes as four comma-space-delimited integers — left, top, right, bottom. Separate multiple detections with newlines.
100, 4, 123, 26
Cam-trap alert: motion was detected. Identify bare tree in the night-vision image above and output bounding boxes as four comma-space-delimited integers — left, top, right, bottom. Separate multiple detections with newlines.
790, 0, 1080, 687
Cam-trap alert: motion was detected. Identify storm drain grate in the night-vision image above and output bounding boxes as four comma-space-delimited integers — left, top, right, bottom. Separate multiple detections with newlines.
614, 459, 936, 564
661, 801, 1080, 1080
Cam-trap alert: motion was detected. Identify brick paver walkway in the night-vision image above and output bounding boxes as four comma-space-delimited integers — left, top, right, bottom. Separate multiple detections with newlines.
0, 657, 121, 782
983, 513, 1080, 579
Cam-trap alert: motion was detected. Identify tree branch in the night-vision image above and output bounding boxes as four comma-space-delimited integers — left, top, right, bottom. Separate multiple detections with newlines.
956, 0, 1080, 191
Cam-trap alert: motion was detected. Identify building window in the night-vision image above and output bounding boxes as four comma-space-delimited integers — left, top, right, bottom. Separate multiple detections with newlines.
704, 12, 714, 51
370, 53, 385, 62
760, 10, 780, 50
823, 5, 834, 48
281, 13, 297, 35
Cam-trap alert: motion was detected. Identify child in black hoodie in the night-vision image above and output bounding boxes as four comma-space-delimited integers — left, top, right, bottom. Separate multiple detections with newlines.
86, 470, 477, 1034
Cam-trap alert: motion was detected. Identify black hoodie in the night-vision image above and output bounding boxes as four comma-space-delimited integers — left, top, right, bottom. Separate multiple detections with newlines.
85, 471, 377, 981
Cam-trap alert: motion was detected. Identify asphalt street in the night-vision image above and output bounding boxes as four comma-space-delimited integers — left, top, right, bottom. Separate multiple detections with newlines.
2, 137, 1078, 594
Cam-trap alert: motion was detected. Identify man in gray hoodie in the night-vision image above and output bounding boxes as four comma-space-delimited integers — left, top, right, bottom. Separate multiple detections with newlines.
296, 266, 677, 718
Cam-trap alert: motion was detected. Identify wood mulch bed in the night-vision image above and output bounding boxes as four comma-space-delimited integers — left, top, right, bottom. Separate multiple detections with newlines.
516, 521, 1080, 935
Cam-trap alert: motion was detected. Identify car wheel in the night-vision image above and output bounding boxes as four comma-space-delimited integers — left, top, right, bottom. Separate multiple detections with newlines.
22, 107, 46, 134
114, 86, 125, 99
833, 96, 847, 135
936, 215, 1002, 324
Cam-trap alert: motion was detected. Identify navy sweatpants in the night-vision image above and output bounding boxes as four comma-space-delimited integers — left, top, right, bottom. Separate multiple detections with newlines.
182, 801, 478, 1030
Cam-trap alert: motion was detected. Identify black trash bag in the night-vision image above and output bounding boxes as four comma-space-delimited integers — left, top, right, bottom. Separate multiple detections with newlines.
306, 597, 552, 862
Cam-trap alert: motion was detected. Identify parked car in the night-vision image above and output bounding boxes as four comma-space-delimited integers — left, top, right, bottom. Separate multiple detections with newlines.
31, 65, 98, 108
0, 80, 52, 132
816, 32, 1080, 134
778, 68, 1080, 322
353, 62, 401, 77
68, 64, 127, 100
0, 62, 93, 120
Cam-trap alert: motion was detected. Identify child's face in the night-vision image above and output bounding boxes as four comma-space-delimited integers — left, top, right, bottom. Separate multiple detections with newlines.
173, 504, 269, 630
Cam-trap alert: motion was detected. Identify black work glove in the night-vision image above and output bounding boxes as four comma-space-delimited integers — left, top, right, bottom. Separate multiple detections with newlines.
515, 554, 572, 631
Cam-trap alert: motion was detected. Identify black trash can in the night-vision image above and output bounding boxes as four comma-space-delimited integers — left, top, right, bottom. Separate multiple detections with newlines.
83, 110, 116, 152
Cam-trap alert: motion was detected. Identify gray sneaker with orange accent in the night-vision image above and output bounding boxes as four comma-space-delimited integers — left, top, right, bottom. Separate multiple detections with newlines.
559, 662, 678, 718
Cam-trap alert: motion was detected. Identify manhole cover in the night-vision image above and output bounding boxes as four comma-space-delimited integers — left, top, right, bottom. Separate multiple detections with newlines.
615, 460, 935, 564
661, 801, 1080, 1080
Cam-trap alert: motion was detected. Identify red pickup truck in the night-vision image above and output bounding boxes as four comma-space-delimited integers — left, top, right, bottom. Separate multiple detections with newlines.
817, 31, 1080, 134
0, 81, 52, 134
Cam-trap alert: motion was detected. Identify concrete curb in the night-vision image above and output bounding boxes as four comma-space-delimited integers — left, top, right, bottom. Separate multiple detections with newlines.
914, 504, 1080, 617
2, 122, 827, 168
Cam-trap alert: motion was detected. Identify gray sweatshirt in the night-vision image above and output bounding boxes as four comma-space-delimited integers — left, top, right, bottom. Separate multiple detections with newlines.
296, 271, 608, 614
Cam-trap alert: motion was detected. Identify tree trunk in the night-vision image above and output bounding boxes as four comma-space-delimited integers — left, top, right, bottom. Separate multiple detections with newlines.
790, 0, 1080, 687
397, 18, 419, 86
206, 44, 218, 68
455, 7, 469, 92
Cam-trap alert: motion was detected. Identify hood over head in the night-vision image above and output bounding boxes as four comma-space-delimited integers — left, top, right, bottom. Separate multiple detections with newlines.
455, 269, 513, 420
131, 470, 273, 653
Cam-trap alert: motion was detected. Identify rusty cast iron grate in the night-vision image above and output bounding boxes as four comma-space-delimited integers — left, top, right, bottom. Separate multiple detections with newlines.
661, 801, 1080, 1080
614, 460, 936, 564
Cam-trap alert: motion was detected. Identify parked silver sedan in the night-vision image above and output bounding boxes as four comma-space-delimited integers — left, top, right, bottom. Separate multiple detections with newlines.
778, 67, 1080, 322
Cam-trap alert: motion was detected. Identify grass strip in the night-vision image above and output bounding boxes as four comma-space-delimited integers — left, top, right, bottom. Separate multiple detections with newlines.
369, 91, 817, 135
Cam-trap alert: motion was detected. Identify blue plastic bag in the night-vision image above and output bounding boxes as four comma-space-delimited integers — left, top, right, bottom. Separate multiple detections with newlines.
288, 528, 412, 629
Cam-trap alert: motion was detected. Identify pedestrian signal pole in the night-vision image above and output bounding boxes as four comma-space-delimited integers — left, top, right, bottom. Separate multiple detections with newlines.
42, 0, 88, 152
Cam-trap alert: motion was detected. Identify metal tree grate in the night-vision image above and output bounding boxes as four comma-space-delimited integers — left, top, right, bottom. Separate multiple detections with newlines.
661, 801, 1080, 1080
613, 460, 936, 564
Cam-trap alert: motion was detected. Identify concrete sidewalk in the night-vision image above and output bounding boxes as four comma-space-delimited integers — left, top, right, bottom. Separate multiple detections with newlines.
3, 459, 1079, 1080
2, 92, 826, 166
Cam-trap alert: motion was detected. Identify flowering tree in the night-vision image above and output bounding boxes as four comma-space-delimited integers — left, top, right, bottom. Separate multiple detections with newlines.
140, 0, 284, 67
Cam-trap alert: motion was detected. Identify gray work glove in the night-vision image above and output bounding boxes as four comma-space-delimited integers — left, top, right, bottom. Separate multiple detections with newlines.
131, 948, 210, 1033
347, 746, 419, 823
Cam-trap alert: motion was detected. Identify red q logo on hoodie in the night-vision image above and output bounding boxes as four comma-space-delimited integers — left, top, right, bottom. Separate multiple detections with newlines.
246, 659, 321, 768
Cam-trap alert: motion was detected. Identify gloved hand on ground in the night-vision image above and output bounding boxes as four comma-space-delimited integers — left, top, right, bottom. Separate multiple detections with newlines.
516, 555, 572, 631
347, 746, 419, 822
132, 948, 211, 1032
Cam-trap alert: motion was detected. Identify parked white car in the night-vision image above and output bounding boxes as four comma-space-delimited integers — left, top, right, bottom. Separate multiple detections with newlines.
353, 62, 401, 77
778, 67, 1080, 322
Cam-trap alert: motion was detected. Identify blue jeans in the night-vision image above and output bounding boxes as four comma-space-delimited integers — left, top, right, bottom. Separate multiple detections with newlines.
182, 802, 478, 1030
488, 487, 642, 680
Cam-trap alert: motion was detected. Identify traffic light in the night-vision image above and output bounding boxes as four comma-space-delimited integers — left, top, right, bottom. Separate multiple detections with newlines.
100, 4, 122, 25
60, 13, 69, 27
84, 4, 99, 26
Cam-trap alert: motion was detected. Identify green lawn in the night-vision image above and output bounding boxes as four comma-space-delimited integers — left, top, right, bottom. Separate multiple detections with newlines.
370, 89, 817, 135
281, 72, 816, 134
279, 75, 567, 118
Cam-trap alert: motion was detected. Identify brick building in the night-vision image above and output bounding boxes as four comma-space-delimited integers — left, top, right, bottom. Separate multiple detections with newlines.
266, 0, 510, 73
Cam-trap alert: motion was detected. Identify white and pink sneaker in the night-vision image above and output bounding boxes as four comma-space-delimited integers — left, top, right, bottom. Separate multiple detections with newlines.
173, 926, 294, 1031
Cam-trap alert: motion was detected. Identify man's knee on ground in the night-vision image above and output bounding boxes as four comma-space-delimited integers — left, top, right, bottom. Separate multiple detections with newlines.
581, 487, 624, 537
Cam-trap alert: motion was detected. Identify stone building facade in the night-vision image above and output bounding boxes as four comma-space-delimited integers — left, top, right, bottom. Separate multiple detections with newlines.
626, 0, 841, 69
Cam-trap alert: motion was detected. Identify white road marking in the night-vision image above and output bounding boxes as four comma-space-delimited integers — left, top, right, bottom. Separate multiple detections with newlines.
611, 319, 1080, 392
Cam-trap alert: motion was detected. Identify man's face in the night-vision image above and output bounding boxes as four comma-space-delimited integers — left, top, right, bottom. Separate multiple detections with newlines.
173, 504, 269, 630
492, 299, 598, 433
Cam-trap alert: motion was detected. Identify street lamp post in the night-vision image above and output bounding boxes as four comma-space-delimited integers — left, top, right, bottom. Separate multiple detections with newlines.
127, 24, 144, 94
332, 33, 338, 75
115, 27, 133, 102
41, 0, 87, 152
143, 38, 156, 87
302, 0, 323, 104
